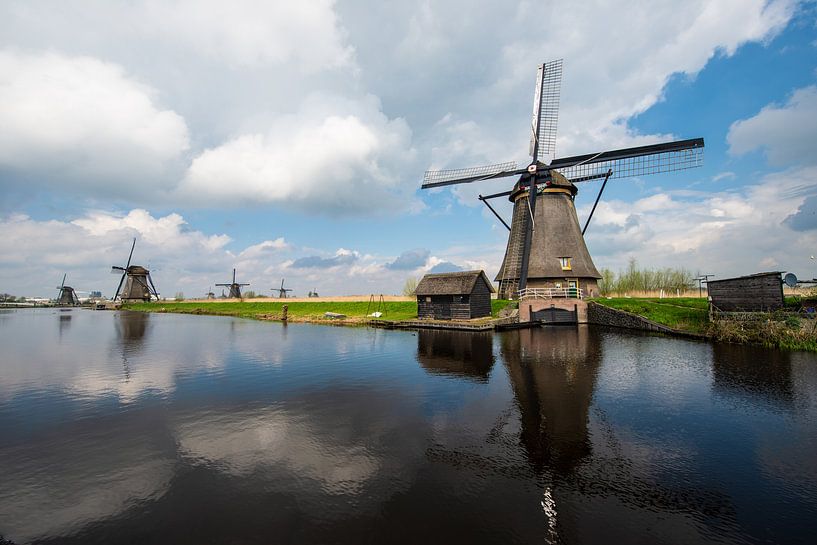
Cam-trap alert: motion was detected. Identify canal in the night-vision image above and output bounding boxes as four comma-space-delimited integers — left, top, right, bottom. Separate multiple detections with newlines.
1, 308, 816, 544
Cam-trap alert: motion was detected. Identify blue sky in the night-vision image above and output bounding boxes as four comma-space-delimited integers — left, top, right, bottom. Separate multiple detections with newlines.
1, 0, 816, 297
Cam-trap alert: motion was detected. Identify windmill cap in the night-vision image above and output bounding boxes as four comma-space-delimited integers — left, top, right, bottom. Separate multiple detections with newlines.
510, 170, 575, 201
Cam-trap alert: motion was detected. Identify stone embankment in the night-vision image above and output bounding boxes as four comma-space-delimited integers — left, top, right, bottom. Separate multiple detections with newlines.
587, 301, 707, 339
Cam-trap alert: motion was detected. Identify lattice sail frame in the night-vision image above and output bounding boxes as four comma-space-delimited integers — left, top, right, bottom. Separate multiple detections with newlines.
530, 59, 563, 164
422, 161, 518, 186
554, 142, 704, 182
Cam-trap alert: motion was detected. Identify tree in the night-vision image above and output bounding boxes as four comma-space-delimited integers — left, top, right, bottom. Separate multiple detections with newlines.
244, 290, 256, 298
598, 268, 615, 296
402, 277, 418, 296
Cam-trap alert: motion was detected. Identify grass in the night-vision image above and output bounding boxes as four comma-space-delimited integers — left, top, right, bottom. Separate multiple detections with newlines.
125, 299, 515, 324
590, 297, 710, 334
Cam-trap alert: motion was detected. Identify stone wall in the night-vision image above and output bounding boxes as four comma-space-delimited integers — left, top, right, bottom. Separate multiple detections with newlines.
586, 302, 705, 338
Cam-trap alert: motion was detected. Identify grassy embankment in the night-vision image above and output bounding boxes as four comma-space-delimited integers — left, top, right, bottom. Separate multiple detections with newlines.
125, 299, 514, 325
592, 297, 817, 352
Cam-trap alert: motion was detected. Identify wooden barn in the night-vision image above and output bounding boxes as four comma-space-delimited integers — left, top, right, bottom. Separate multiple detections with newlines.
416, 270, 495, 320
707, 272, 784, 312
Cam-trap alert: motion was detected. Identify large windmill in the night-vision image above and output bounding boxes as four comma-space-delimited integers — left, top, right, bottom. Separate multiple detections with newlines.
274, 278, 293, 299
111, 238, 160, 302
421, 60, 704, 299
56, 274, 79, 306
217, 269, 249, 299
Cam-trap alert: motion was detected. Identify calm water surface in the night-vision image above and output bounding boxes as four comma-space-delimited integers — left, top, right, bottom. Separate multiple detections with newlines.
1, 308, 816, 544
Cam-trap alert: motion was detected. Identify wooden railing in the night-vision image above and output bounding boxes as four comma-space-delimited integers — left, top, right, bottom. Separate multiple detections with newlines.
518, 287, 584, 300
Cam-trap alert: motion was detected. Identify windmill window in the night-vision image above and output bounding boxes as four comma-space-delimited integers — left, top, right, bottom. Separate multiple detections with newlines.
559, 257, 572, 270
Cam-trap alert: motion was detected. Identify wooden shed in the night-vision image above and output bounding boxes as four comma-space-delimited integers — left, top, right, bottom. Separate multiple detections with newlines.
707, 272, 784, 312
416, 270, 496, 320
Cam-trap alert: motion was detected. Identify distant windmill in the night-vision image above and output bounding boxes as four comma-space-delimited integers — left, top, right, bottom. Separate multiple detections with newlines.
216, 269, 249, 298
275, 278, 293, 298
206, 286, 215, 299
308, 288, 320, 298
56, 274, 79, 306
111, 238, 160, 302
421, 59, 704, 299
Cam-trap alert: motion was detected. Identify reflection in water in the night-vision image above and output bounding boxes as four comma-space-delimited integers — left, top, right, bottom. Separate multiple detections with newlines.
2, 310, 817, 544
501, 326, 601, 474
712, 342, 794, 410
416, 329, 495, 382
58, 312, 72, 339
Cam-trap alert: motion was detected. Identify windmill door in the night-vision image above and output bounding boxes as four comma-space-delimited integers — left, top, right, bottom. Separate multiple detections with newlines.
567, 279, 579, 298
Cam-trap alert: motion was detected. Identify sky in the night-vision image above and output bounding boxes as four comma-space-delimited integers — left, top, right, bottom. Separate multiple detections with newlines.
1, 0, 816, 298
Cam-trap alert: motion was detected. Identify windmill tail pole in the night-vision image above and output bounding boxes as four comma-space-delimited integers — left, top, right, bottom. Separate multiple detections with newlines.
582, 169, 613, 235
479, 195, 511, 231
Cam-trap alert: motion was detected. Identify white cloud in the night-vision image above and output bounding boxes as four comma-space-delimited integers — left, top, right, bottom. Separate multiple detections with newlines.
581, 166, 817, 277
179, 94, 418, 215
728, 85, 817, 166
145, 0, 355, 70
0, 50, 189, 194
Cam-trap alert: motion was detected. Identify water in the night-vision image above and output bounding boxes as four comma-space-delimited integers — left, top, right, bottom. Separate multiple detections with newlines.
1, 308, 816, 544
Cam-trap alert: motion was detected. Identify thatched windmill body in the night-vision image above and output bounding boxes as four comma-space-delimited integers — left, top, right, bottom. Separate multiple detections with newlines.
421, 60, 704, 299
112, 238, 160, 302
56, 274, 79, 306
217, 269, 249, 298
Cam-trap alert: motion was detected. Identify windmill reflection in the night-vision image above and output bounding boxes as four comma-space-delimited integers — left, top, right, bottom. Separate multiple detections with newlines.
500, 326, 602, 474
57, 311, 72, 340
415, 329, 495, 382
113, 311, 151, 381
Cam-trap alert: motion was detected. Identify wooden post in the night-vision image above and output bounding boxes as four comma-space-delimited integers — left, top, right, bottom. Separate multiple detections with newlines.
282, 304, 288, 322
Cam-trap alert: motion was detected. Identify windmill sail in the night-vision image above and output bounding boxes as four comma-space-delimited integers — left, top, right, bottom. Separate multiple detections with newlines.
530, 59, 563, 163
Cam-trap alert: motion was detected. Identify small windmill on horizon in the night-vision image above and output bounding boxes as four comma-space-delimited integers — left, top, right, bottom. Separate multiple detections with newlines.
274, 279, 293, 299
217, 269, 249, 299
421, 59, 704, 300
56, 274, 79, 306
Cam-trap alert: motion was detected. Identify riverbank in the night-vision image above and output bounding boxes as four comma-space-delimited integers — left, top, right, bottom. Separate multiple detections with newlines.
124, 297, 817, 352
591, 297, 817, 352
124, 299, 514, 326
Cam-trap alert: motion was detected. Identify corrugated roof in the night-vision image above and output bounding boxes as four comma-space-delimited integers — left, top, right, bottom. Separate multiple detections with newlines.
415, 270, 496, 296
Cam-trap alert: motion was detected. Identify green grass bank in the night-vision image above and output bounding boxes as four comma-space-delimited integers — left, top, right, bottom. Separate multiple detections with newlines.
125, 299, 514, 324
591, 297, 817, 352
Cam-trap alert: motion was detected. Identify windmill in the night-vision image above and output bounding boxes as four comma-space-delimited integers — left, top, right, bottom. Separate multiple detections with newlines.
421, 59, 704, 299
216, 268, 249, 298
275, 278, 293, 299
111, 238, 160, 302
56, 274, 79, 306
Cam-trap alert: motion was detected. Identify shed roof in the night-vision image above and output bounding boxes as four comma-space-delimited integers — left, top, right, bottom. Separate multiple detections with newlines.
707, 271, 782, 284
415, 270, 496, 296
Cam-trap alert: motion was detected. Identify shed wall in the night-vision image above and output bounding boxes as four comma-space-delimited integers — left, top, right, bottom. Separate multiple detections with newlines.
708, 274, 783, 311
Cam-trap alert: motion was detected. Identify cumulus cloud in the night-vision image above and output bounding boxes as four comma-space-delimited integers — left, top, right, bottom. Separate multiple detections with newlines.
145, 0, 355, 70
0, 50, 189, 195
385, 248, 430, 270
784, 195, 817, 232
179, 94, 418, 215
290, 249, 359, 269
728, 85, 817, 166
581, 166, 817, 277
427, 261, 464, 274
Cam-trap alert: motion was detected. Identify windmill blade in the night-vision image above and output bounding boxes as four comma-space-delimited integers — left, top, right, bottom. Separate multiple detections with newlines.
530, 59, 563, 164
111, 266, 126, 274
125, 238, 136, 269
148, 274, 160, 300
113, 272, 127, 301
61, 273, 66, 288
421, 162, 524, 189
232, 268, 236, 284
551, 138, 704, 181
